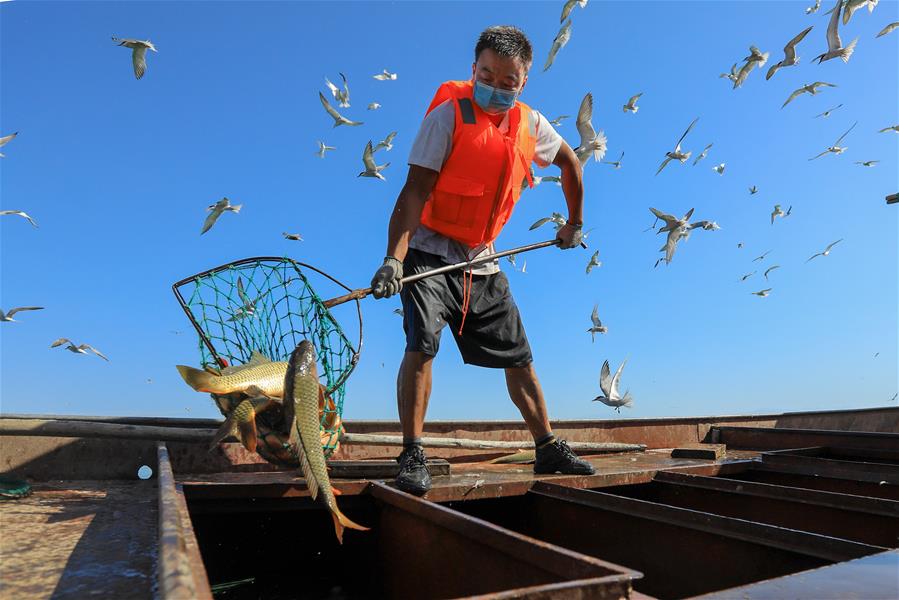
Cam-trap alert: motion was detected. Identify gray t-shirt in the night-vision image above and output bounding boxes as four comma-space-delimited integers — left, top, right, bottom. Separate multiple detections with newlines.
408, 99, 565, 275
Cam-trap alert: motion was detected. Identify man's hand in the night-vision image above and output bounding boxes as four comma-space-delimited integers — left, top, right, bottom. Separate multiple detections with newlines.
556, 222, 584, 250
371, 256, 404, 299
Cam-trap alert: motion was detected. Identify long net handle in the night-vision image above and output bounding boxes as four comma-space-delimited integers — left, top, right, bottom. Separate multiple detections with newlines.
323, 239, 562, 309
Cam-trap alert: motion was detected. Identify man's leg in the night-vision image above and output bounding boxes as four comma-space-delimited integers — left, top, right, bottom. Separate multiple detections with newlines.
395, 351, 434, 495
505, 363, 595, 476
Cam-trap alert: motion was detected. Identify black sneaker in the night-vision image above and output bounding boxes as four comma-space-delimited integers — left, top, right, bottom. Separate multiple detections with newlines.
395, 445, 432, 495
534, 439, 596, 475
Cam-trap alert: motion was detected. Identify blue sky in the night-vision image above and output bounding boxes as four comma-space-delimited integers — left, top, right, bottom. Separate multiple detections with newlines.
1, 1, 897, 422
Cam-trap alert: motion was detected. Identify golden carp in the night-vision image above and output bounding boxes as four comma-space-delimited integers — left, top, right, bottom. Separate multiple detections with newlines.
176, 353, 288, 398
284, 340, 368, 544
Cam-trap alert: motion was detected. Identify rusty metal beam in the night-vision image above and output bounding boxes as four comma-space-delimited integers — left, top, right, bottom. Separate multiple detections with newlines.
156, 443, 213, 600
736, 465, 899, 501
712, 426, 899, 451
760, 452, 899, 485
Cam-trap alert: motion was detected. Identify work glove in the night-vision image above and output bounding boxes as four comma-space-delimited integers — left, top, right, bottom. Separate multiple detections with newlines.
371, 256, 404, 299
556, 222, 584, 250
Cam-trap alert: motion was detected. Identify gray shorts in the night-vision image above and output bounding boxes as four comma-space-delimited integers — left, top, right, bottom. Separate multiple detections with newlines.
400, 248, 533, 368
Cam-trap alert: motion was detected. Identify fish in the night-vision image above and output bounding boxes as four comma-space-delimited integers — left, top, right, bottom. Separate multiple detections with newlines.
489, 449, 536, 464
284, 340, 368, 543
176, 351, 288, 398
208, 390, 277, 453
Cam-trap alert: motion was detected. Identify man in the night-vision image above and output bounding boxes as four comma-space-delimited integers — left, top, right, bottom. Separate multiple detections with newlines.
370, 25, 594, 495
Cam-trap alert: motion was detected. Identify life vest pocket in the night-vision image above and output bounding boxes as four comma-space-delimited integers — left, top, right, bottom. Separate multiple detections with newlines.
430, 174, 486, 227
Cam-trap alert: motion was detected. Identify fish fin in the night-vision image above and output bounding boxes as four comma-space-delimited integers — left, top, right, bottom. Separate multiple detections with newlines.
208, 418, 236, 451
331, 486, 342, 496
176, 365, 219, 393
297, 437, 320, 501
236, 413, 258, 453
246, 351, 271, 365
203, 365, 222, 375
331, 504, 369, 544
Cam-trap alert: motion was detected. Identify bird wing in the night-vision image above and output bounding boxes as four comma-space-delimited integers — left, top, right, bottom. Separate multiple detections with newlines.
673, 117, 699, 153
649, 207, 678, 227
806, 252, 823, 262
825, 0, 843, 50
655, 156, 673, 176
50, 338, 72, 348
576, 93, 596, 148
834, 121, 857, 145
627, 92, 642, 107
362, 141, 377, 170
339, 72, 350, 98
560, 0, 577, 21
692, 144, 713, 165
0, 132, 18, 147
785, 25, 814, 60
877, 22, 899, 37
733, 61, 755, 88
610, 358, 628, 399
83, 344, 110, 361
529, 216, 552, 230
765, 61, 783, 81
825, 238, 844, 252
808, 149, 830, 160
384, 131, 397, 145
318, 92, 343, 122
200, 208, 222, 234
132, 46, 148, 80
663, 228, 683, 262
598, 360, 612, 397
591, 304, 601, 327
324, 77, 339, 98
7, 306, 43, 317
781, 87, 805, 108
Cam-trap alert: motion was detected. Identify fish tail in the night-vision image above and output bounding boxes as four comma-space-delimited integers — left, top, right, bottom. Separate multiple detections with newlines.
176, 365, 222, 393
331, 505, 370, 544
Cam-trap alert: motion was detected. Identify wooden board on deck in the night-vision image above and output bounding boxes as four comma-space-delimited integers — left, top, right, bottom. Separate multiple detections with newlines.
328, 459, 451, 479
671, 443, 726, 460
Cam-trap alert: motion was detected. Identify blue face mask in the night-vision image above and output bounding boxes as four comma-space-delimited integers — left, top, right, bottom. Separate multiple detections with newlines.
472, 80, 519, 114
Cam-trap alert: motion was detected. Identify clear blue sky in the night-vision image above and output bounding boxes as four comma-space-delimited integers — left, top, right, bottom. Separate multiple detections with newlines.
1, 1, 896, 422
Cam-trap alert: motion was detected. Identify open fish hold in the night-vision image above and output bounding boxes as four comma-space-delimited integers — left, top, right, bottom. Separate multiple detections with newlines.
284, 340, 368, 544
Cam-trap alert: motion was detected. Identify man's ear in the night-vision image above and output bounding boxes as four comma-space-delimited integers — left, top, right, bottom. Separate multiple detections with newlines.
471, 62, 477, 79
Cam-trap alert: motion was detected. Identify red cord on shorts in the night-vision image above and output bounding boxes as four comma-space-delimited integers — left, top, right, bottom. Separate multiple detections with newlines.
458, 267, 473, 336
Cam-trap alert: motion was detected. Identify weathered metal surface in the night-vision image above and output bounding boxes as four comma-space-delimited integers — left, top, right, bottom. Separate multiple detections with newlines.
609, 475, 899, 547
762, 445, 899, 464
760, 452, 899, 485
156, 443, 213, 600
670, 444, 725, 460
0, 417, 215, 442
734, 465, 899, 501
712, 426, 899, 452
688, 549, 899, 599
0, 481, 156, 599
655, 471, 899, 518
368, 482, 640, 599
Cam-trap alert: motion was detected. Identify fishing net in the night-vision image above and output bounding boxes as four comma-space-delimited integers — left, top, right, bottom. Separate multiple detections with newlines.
172, 257, 363, 460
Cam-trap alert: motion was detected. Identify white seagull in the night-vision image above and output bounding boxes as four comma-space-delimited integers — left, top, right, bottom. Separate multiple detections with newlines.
809, 121, 857, 160
806, 238, 843, 262
782, 81, 837, 108
367, 102, 381, 111
372, 69, 397, 81
743, 45, 770, 68
574, 92, 607, 166
720, 63, 739, 82
51, 338, 109, 361
549, 115, 570, 126
560, 0, 588, 22
283, 232, 303, 241
622, 93, 642, 113
878, 125, 899, 133
0, 210, 38, 227
0, 306, 44, 322
529, 212, 567, 231
751, 288, 773, 297
0, 131, 18, 157
855, 160, 879, 167
201, 198, 241, 235
749, 185, 759, 195
876, 22, 899, 38
806, 0, 822, 14
712, 163, 726, 175
544, 19, 572, 72
766, 26, 814, 80
602, 151, 624, 169
656, 118, 699, 175
324, 73, 350, 107
319, 92, 363, 127
592, 359, 633, 412
111, 36, 157, 80
814, 0, 858, 63
316, 140, 336, 158
587, 304, 607, 341
693, 143, 713, 166
764, 265, 781, 280
815, 104, 843, 118
586, 250, 602, 274
374, 131, 397, 152
359, 141, 389, 180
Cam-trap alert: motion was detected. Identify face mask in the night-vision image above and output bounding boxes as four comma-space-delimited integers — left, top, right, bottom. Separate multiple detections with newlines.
472, 80, 519, 114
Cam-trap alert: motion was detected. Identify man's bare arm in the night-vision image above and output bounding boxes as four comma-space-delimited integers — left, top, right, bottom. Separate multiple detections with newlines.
385, 165, 440, 261
552, 142, 584, 226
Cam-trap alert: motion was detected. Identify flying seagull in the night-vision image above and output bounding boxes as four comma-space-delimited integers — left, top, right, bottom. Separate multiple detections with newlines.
324, 73, 350, 107
201, 198, 241, 234
602, 151, 624, 169
743, 45, 770, 68
587, 304, 607, 341
544, 19, 572, 71
549, 115, 570, 126
316, 140, 335, 158
539, 175, 562, 186
771, 204, 786, 224
815, 104, 843, 118
374, 131, 397, 152
318, 92, 363, 127
592, 359, 632, 412
840, 0, 879, 26
656, 118, 699, 175
560, 0, 588, 22
740, 271, 756, 281
713, 163, 726, 175
782, 81, 837, 108
650, 207, 696, 266
855, 160, 879, 167
693, 143, 713, 166
50, 338, 109, 361
806, 0, 822, 14
720, 63, 739, 83
359, 141, 389, 180
0, 306, 43, 322
283, 232, 303, 241
367, 102, 381, 111
111, 36, 157, 79
393, 308, 404, 317
814, 0, 858, 63
622, 93, 642, 113
732, 60, 759, 89
766, 26, 814, 80
876, 22, 899, 37
574, 92, 607, 166
764, 265, 781, 280
0, 210, 38, 227
749, 185, 758, 195
806, 238, 843, 262
751, 288, 773, 297
809, 121, 857, 160
0, 131, 18, 157
586, 251, 602, 274
372, 69, 397, 81
752, 250, 772, 262
878, 125, 899, 133
530, 212, 567, 231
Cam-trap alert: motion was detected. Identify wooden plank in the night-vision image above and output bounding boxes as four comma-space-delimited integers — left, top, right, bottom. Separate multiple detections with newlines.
328, 459, 450, 478
671, 444, 725, 460
156, 443, 213, 600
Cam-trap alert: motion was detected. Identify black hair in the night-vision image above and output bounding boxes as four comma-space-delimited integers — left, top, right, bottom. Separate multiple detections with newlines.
475, 26, 533, 68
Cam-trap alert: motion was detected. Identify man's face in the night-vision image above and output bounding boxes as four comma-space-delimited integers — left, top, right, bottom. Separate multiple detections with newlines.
471, 48, 529, 97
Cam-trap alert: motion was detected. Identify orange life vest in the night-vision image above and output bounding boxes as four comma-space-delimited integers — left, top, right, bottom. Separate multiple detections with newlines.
419, 80, 537, 248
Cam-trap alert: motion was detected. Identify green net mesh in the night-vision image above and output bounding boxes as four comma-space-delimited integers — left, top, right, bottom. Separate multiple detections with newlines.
172, 257, 361, 457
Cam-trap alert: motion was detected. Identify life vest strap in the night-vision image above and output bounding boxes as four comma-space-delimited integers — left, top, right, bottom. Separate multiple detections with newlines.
457, 98, 476, 125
